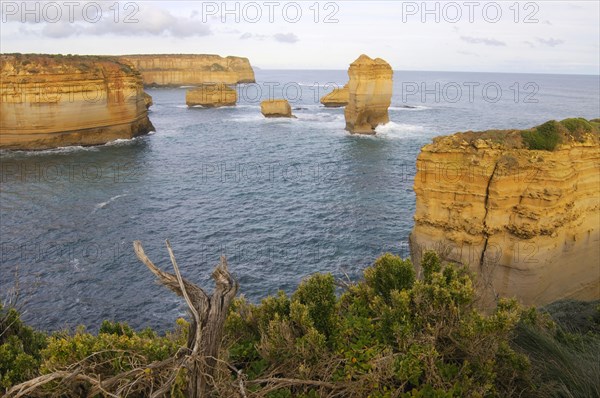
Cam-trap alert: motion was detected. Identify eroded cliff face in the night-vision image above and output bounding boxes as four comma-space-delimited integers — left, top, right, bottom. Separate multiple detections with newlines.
0, 54, 154, 150
410, 121, 600, 306
344, 55, 393, 134
122, 54, 255, 86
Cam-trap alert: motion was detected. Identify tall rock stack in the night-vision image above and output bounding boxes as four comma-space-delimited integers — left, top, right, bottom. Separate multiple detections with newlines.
0, 54, 154, 150
410, 120, 600, 307
344, 55, 393, 134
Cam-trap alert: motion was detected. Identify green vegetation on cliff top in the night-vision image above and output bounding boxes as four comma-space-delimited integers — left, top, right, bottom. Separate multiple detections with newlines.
447, 118, 599, 151
2, 252, 599, 397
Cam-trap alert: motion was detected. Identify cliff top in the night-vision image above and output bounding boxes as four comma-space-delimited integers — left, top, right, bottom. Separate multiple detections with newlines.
1, 53, 137, 76
429, 118, 600, 152
350, 54, 391, 67
122, 54, 250, 61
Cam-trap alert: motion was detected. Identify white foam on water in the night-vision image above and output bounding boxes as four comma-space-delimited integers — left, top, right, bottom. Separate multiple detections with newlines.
94, 194, 128, 212
0, 145, 100, 157
389, 105, 430, 111
374, 122, 425, 139
104, 137, 138, 146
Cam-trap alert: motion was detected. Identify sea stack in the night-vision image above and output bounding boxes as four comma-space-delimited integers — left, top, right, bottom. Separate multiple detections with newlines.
0, 54, 154, 150
186, 83, 237, 107
260, 99, 294, 118
320, 84, 349, 107
409, 119, 600, 307
344, 54, 393, 134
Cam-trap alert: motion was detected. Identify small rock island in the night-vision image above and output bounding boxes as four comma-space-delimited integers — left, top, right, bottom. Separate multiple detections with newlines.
186, 83, 237, 108
261, 99, 294, 118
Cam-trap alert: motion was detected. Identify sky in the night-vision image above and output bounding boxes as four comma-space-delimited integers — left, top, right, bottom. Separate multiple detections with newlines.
1, 0, 599, 74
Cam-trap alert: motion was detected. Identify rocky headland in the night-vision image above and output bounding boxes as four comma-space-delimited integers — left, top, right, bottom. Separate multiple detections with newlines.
121, 54, 255, 86
410, 119, 600, 306
344, 55, 393, 134
186, 83, 237, 108
0, 54, 154, 150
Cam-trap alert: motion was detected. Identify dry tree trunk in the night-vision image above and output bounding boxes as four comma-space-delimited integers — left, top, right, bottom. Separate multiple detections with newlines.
133, 240, 239, 398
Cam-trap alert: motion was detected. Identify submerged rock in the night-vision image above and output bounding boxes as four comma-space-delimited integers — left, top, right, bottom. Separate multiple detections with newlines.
320, 84, 349, 107
261, 99, 294, 118
186, 83, 237, 108
344, 54, 393, 134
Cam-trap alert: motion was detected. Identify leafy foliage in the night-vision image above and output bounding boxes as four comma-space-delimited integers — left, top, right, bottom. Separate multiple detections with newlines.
0, 303, 47, 390
522, 120, 562, 151
3, 253, 599, 397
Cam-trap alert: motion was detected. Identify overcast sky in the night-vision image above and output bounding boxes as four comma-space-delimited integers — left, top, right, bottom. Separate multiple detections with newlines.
1, 1, 598, 74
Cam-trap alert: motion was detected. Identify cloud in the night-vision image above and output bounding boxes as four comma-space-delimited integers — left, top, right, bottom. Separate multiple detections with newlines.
239, 32, 267, 40
273, 33, 299, 43
4, 4, 211, 38
460, 36, 506, 47
523, 41, 535, 48
457, 50, 479, 57
536, 37, 564, 47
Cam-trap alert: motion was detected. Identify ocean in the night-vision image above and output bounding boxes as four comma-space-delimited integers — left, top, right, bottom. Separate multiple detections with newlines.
1, 70, 598, 332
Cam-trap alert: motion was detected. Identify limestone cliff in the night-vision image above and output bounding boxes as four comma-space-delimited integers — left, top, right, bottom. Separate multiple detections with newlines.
320, 84, 349, 107
410, 119, 600, 306
122, 54, 255, 86
0, 54, 154, 150
261, 99, 294, 118
344, 55, 393, 134
186, 83, 237, 108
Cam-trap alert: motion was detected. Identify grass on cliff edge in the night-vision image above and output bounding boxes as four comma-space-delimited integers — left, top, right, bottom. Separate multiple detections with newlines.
2, 252, 600, 397
451, 118, 599, 151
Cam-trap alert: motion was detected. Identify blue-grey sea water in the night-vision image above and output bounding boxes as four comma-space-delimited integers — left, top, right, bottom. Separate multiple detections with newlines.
1, 70, 599, 332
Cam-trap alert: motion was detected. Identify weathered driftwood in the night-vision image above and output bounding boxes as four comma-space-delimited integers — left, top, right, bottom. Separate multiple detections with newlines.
5, 240, 239, 398
133, 240, 239, 397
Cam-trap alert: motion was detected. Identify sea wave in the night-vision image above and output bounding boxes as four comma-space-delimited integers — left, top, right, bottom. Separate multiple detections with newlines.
374, 122, 425, 138
94, 194, 128, 212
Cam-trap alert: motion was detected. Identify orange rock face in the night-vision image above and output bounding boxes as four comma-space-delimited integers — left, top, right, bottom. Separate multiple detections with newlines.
260, 99, 294, 118
410, 127, 600, 306
186, 83, 237, 108
122, 54, 255, 86
0, 54, 154, 150
320, 84, 349, 107
344, 55, 393, 134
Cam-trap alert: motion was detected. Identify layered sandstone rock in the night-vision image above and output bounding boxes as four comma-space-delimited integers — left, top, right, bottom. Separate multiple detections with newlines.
410, 120, 600, 306
261, 99, 294, 118
186, 83, 237, 108
122, 54, 255, 86
344, 55, 393, 134
320, 84, 349, 107
143, 92, 153, 109
0, 54, 154, 150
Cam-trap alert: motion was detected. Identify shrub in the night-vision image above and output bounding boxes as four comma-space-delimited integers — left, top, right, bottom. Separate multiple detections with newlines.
292, 273, 337, 339
0, 303, 47, 391
522, 120, 562, 150
364, 253, 415, 302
